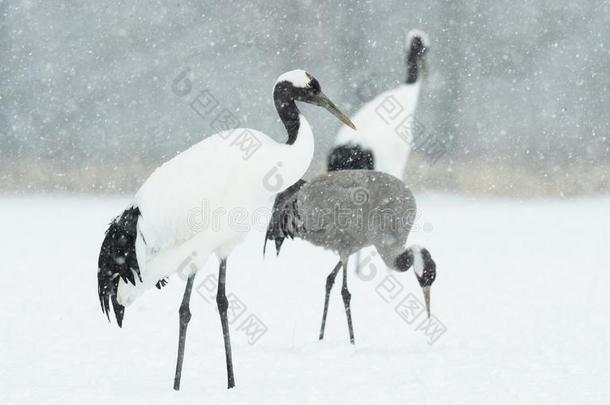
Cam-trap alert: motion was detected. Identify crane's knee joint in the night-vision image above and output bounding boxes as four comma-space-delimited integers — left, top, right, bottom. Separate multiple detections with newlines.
179, 304, 191, 324
341, 287, 351, 303
216, 293, 228, 313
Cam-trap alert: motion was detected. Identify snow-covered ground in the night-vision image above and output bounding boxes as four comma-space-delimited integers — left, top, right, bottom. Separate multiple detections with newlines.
1, 194, 609, 404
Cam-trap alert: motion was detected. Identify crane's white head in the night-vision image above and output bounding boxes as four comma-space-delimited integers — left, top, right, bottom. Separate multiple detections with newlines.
274, 70, 356, 130
275, 70, 314, 88
395, 244, 437, 318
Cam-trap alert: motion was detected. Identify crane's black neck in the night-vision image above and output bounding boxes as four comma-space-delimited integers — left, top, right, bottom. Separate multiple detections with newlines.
406, 52, 421, 84
274, 82, 301, 145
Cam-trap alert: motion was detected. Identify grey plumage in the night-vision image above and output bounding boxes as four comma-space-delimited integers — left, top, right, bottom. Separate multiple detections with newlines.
266, 170, 416, 267
264, 170, 437, 343
264, 179, 307, 256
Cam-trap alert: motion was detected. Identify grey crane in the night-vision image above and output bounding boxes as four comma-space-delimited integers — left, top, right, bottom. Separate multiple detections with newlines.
264, 170, 437, 343
327, 30, 430, 278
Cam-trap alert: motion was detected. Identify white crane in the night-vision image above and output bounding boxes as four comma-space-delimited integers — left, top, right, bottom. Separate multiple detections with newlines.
97, 70, 355, 390
327, 29, 430, 179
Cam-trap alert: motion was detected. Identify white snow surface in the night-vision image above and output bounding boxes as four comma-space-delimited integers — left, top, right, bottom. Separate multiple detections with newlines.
1, 194, 609, 404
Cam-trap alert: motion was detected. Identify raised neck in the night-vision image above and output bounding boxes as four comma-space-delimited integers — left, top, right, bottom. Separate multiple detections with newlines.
273, 85, 301, 145
406, 52, 421, 84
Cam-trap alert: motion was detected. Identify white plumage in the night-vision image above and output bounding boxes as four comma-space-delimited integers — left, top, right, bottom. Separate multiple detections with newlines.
97, 69, 355, 390
120, 122, 313, 305
329, 29, 429, 179
334, 83, 423, 178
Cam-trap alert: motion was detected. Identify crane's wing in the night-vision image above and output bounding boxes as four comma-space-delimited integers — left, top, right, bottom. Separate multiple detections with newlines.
297, 170, 417, 250
135, 129, 278, 256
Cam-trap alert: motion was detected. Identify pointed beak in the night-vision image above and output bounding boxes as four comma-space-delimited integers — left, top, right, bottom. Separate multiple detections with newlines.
422, 286, 431, 318
421, 58, 429, 83
315, 92, 356, 130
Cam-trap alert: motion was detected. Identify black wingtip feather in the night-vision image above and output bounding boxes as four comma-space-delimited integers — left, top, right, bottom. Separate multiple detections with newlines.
112, 295, 125, 328
97, 206, 141, 327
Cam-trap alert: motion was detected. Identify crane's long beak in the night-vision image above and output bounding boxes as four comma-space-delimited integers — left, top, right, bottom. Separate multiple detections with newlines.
422, 59, 429, 83
423, 286, 431, 318
316, 92, 356, 130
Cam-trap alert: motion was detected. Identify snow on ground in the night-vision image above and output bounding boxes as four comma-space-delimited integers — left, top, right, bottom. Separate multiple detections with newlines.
1, 194, 609, 404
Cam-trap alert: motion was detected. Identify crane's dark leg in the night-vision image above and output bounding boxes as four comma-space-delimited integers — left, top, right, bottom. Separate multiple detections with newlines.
173, 273, 196, 391
217, 258, 235, 389
341, 260, 355, 344
319, 261, 342, 340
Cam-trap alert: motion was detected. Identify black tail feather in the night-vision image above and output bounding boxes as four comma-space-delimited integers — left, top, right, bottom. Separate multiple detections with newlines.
264, 179, 306, 257
111, 294, 125, 327
275, 238, 284, 256
98, 206, 141, 327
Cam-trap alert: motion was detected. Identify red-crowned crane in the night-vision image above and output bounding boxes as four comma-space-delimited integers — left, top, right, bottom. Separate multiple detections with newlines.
327, 29, 430, 178
97, 70, 355, 390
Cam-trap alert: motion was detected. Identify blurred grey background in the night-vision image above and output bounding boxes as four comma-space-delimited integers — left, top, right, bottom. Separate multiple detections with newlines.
1, 0, 608, 196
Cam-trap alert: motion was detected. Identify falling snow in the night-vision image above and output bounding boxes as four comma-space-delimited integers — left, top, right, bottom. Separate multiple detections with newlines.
1, 1, 609, 404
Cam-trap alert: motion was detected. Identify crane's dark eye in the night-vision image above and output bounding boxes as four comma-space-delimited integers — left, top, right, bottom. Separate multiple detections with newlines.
309, 78, 321, 93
